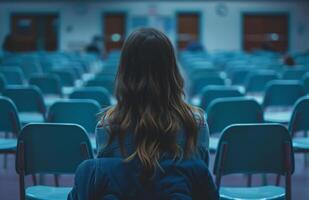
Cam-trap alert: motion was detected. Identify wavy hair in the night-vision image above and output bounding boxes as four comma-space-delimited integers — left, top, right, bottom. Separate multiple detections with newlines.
101, 28, 203, 178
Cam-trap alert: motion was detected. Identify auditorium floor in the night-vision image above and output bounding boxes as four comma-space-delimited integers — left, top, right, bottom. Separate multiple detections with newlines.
1, 154, 308, 200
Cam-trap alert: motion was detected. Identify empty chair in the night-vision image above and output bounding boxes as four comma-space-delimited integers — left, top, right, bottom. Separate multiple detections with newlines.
289, 97, 309, 166
200, 86, 243, 110
302, 72, 309, 94
52, 70, 76, 87
0, 97, 21, 168
214, 124, 294, 200
20, 60, 43, 79
47, 99, 101, 134
190, 75, 225, 97
86, 77, 115, 95
206, 97, 263, 152
69, 87, 111, 108
3, 86, 46, 124
229, 68, 250, 85
15, 123, 93, 200
263, 80, 305, 123
281, 68, 307, 80
0, 67, 25, 85
0, 73, 6, 92
29, 74, 63, 107
245, 70, 278, 94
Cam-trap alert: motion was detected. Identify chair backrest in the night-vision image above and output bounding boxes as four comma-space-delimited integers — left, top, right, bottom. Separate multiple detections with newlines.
0, 96, 21, 135
289, 96, 309, 136
69, 87, 111, 108
207, 97, 263, 134
29, 74, 62, 96
0, 67, 25, 85
263, 80, 305, 108
0, 73, 6, 92
200, 86, 243, 110
191, 75, 225, 96
16, 123, 93, 175
3, 85, 46, 114
52, 70, 76, 86
245, 70, 278, 93
86, 77, 115, 95
47, 99, 101, 134
229, 68, 250, 85
302, 72, 309, 94
282, 68, 307, 80
214, 124, 294, 176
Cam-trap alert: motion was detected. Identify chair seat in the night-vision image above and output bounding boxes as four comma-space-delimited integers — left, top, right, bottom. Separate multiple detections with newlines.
220, 185, 285, 200
26, 185, 72, 200
0, 138, 17, 152
45, 96, 61, 107
263, 110, 292, 124
19, 112, 45, 124
293, 137, 309, 152
209, 137, 219, 153
62, 87, 75, 96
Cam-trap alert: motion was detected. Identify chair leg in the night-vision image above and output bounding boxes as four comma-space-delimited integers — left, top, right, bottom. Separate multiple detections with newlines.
32, 174, 37, 185
54, 175, 59, 187
276, 175, 281, 186
247, 174, 252, 187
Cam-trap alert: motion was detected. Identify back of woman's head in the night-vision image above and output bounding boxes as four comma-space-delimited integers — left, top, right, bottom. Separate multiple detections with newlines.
101, 28, 203, 177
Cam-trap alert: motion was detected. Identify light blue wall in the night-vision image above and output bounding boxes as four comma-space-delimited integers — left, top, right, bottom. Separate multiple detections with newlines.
0, 1, 308, 53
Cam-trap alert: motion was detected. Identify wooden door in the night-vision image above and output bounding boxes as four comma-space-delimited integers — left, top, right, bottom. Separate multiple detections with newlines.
103, 13, 126, 52
177, 13, 200, 49
243, 14, 289, 52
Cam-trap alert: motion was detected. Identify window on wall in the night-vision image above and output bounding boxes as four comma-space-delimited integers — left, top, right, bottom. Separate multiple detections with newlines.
243, 13, 289, 52
10, 13, 59, 52
177, 13, 200, 50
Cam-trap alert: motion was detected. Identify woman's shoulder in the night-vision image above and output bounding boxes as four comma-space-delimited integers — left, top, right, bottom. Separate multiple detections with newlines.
190, 106, 207, 128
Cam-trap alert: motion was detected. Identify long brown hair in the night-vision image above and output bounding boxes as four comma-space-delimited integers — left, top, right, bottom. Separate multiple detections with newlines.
101, 28, 203, 176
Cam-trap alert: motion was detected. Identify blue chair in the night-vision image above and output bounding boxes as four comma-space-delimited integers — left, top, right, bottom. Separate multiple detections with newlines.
245, 70, 278, 94
47, 99, 101, 149
289, 97, 309, 167
229, 68, 250, 85
86, 77, 115, 95
190, 75, 225, 97
52, 70, 75, 87
69, 87, 111, 108
200, 86, 243, 110
29, 74, 62, 97
263, 80, 305, 123
214, 124, 294, 200
15, 123, 93, 200
3, 86, 46, 124
0, 67, 25, 85
0, 97, 21, 168
281, 68, 307, 80
302, 72, 309, 94
206, 97, 263, 152
0, 73, 6, 93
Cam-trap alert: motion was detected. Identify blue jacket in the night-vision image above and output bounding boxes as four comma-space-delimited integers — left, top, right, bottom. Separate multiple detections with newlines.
68, 158, 219, 200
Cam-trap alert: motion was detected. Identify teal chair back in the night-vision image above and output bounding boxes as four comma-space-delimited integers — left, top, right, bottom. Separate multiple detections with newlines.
47, 99, 101, 134
213, 124, 294, 200
282, 68, 307, 80
69, 87, 111, 108
52, 70, 75, 86
302, 72, 309, 94
15, 123, 93, 200
229, 68, 250, 85
86, 77, 115, 95
0, 73, 6, 92
200, 86, 243, 110
289, 96, 309, 136
29, 74, 62, 96
207, 97, 263, 134
191, 75, 225, 96
245, 71, 278, 93
0, 67, 25, 85
3, 85, 46, 114
0, 96, 21, 135
263, 80, 305, 108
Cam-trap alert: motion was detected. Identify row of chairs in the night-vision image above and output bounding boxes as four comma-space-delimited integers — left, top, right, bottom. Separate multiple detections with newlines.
11, 122, 294, 200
